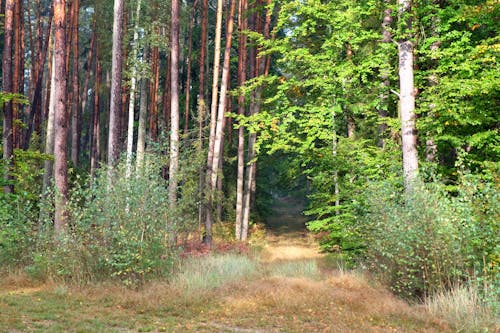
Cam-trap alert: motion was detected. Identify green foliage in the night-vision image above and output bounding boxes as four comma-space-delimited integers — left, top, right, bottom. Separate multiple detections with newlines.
25, 157, 180, 286
360, 179, 499, 304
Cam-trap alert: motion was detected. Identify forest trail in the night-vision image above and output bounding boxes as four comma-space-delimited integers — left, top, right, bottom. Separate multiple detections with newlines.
0, 198, 451, 332
260, 195, 322, 263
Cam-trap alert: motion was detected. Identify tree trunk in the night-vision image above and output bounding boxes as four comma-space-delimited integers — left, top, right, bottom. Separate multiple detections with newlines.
210, 0, 236, 195
70, 0, 80, 167
398, 0, 419, 191
42, 51, 56, 196
136, 76, 148, 170
126, 0, 143, 177
2, 0, 15, 193
197, 0, 208, 231
378, 3, 392, 148
90, 49, 102, 180
203, 0, 224, 246
235, 0, 248, 240
183, 1, 197, 137
107, 0, 124, 168
53, 0, 69, 234
169, 0, 180, 225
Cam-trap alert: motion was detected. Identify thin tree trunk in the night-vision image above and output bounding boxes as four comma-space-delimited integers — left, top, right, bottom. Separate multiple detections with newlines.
43, 51, 56, 195
12, 0, 23, 149
169, 0, 180, 226
25, 12, 52, 149
126, 0, 143, 177
149, 46, 160, 142
53, 0, 69, 234
136, 76, 148, 169
183, 1, 197, 137
398, 0, 419, 191
71, 0, 80, 167
2, 0, 15, 193
107, 0, 124, 168
197, 0, 208, 231
378, 3, 392, 148
90, 49, 101, 180
203, 0, 224, 246
235, 0, 248, 240
210, 0, 236, 194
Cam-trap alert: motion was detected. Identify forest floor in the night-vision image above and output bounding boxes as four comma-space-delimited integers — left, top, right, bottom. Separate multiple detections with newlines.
0, 196, 452, 332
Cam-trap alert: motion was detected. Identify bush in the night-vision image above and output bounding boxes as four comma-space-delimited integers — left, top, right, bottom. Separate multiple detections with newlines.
29, 157, 180, 286
360, 178, 499, 305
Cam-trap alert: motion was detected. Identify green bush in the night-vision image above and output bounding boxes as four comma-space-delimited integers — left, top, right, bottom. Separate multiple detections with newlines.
360, 178, 499, 305
28, 157, 180, 286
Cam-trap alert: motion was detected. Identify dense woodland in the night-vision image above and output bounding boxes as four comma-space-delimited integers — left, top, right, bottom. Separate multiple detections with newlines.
0, 0, 499, 319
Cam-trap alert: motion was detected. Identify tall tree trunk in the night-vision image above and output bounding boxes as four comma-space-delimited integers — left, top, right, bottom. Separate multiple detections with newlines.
210, 0, 236, 197
107, 0, 124, 168
197, 0, 208, 231
53, 0, 69, 234
12, 0, 23, 149
235, 0, 248, 240
183, 1, 197, 137
25, 11, 52, 149
203, 0, 224, 245
378, 3, 392, 148
398, 0, 419, 191
126, 0, 143, 177
90, 48, 101, 180
2, 0, 15, 193
43, 50, 56, 196
149, 45, 160, 143
136, 76, 148, 169
169, 0, 180, 229
70, 0, 80, 167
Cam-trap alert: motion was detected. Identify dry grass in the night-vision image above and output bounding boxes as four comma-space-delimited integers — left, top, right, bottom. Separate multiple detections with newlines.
425, 285, 499, 332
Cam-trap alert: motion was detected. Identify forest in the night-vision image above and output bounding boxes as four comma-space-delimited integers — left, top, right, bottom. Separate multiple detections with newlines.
0, 0, 499, 331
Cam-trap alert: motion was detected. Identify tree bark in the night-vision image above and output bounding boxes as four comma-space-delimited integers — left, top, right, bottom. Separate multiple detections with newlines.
398, 0, 419, 191
169, 0, 180, 219
70, 0, 80, 167
126, 0, 143, 177
235, 0, 248, 240
183, 1, 198, 137
378, 3, 392, 148
53, 0, 69, 234
2, 0, 15, 193
42, 50, 56, 196
203, 0, 224, 246
107, 0, 124, 168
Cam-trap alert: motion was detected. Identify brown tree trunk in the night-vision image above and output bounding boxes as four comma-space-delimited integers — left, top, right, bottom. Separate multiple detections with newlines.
3, 0, 15, 193
107, 0, 124, 167
25, 11, 52, 149
149, 46, 160, 142
53, 0, 69, 234
12, 0, 23, 149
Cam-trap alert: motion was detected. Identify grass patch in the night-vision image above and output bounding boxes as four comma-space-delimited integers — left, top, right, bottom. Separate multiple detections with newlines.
425, 285, 499, 332
267, 259, 320, 279
173, 253, 258, 293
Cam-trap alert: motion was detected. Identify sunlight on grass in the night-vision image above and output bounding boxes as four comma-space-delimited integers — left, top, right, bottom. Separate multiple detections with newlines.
425, 285, 499, 332
267, 259, 320, 279
173, 253, 258, 293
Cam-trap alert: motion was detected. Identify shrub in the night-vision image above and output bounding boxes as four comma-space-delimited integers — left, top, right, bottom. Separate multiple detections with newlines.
360, 178, 499, 304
